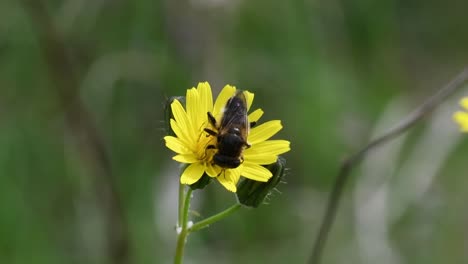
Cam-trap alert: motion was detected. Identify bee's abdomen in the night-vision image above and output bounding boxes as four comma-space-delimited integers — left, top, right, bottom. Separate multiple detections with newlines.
213, 154, 241, 168
213, 134, 245, 168
217, 134, 244, 155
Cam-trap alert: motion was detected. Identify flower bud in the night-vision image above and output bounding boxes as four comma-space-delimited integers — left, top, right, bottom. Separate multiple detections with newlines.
236, 156, 286, 208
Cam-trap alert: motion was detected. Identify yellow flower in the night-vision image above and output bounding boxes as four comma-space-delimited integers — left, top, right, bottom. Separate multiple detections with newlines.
164, 82, 290, 192
453, 97, 468, 132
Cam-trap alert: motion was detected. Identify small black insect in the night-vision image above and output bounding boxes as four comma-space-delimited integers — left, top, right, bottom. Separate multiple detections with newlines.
204, 90, 255, 169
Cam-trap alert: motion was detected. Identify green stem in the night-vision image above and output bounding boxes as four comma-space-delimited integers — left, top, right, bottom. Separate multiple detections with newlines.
182, 188, 193, 230
173, 187, 193, 264
189, 204, 241, 232
177, 183, 184, 226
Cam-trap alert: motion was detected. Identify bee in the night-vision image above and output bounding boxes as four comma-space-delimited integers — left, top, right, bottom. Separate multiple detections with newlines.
204, 90, 255, 169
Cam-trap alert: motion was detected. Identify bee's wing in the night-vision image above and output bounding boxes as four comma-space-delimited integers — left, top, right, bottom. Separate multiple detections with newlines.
219, 91, 249, 140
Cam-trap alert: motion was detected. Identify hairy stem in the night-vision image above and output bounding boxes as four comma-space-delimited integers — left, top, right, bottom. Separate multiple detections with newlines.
189, 204, 241, 232
174, 187, 193, 264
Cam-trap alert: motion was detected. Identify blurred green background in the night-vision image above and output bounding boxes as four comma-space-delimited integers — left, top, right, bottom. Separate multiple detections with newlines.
2, 0, 468, 263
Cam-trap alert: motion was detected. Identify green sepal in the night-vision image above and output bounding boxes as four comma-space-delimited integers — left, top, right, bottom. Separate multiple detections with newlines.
189, 173, 212, 190
164, 96, 185, 136
236, 156, 286, 208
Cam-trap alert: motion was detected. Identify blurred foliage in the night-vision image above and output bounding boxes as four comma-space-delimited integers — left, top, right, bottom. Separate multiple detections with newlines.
1, 0, 468, 263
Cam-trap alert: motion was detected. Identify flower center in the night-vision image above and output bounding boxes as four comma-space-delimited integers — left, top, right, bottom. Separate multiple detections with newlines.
194, 129, 217, 163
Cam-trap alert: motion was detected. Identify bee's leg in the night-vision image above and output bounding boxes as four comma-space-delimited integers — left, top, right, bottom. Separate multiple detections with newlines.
207, 112, 217, 127
204, 128, 217, 137
218, 169, 226, 178
245, 121, 257, 148
243, 138, 251, 148
202, 144, 216, 160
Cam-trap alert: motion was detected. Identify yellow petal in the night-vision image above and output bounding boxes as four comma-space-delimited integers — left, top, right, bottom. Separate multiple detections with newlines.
245, 140, 290, 156
217, 171, 237, 192
240, 162, 272, 182
248, 120, 282, 144
206, 163, 221, 177
227, 168, 241, 185
180, 163, 205, 185
198, 82, 213, 117
243, 153, 278, 165
171, 100, 193, 135
248, 108, 264, 123
164, 136, 190, 154
461, 97, 468, 110
186, 87, 200, 129
173, 154, 199, 163
453, 111, 468, 132
213, 85, 236, 118
170, 119, 191, 146
243, 90, 254, 111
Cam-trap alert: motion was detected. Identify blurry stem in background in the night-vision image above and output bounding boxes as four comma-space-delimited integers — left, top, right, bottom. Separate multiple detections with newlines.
309, 67, 468, 264
21, 1, 130, 264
